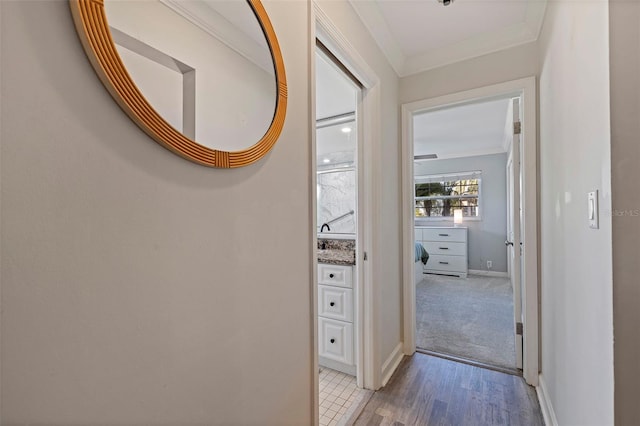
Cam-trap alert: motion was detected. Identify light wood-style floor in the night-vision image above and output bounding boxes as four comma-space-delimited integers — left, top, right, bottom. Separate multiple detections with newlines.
354, 353, 544, 426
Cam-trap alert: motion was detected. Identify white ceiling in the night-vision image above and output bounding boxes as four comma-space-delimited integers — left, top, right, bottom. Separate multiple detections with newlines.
349, 0, 547, 77
413, 97, 512, 159
315, 51, 358, 165
316, 52, 358, 120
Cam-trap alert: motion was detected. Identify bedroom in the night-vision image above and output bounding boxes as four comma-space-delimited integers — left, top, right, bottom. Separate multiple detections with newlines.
412, 95, 521, 372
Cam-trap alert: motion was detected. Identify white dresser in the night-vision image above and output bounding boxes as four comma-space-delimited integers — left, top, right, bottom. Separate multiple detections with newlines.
318, 263, 356, 376
416, 227, 468, 278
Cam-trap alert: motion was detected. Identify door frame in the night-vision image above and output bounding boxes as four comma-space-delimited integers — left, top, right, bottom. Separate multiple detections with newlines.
311, 3, 382, 424
506, 97, 523, 370
401, 77, 539, 385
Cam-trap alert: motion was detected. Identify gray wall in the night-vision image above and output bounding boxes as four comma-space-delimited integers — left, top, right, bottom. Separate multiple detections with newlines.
415, 153, 508, 273
609, 1, 640, 423
1, 1, 313, 424
538, 2, 614, 424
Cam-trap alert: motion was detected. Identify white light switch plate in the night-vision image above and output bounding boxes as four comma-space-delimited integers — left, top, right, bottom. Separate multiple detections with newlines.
588, 190, 599, 229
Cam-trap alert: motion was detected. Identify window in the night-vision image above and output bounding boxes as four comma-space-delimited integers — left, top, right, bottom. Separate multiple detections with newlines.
415, 171, 481, 219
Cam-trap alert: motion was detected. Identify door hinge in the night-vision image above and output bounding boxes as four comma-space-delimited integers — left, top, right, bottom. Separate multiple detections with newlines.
363, 252, 368, 261
513, 121, 522, 135
516, 322, 523, 336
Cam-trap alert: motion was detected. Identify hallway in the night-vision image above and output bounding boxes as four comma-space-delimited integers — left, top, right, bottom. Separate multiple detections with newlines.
354, 353, 543, 425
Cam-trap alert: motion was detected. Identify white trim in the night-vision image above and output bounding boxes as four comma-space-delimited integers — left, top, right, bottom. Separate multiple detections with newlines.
310, 10, 320, 426
313, 0, 382, 393
348, 0, 547, 77
347, 0, 405, 76
160, 0, 274, 74
468, 269, 509, 278
402, 77, 539, 385
536, 375, 559, 426
380, 343, 404, 387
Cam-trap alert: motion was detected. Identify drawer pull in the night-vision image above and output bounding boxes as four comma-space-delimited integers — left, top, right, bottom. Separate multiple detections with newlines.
329, 273, 334, 278
330, 302, 335, 307
330, 338, 335, 344
439, 261, 449, 265
439, 233, 449, 237
439, 247, 449, 250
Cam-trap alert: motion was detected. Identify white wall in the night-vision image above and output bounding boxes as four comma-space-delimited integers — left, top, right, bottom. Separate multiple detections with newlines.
105, 0, 276, 152
314, 0, 402, 381
400, 41, 539, 105
415, 153, 508, 273
609, 1, 640, 423
0, 1, 313, 424
538, 2, 614, 425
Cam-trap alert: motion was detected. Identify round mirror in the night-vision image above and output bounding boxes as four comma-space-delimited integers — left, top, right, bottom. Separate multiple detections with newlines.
69, 0, 287, 168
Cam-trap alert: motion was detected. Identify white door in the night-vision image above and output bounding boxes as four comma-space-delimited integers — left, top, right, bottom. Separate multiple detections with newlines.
506, 97, 523, 369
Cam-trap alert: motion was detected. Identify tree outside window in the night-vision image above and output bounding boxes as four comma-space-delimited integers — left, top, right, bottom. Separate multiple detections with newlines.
415, 171, 481, 219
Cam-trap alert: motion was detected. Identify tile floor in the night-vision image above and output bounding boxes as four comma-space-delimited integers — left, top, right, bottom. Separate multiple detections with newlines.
318, 368, 362, 426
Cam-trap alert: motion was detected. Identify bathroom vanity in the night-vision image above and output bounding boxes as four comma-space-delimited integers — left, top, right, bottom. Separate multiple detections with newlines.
317, 238, 356, 376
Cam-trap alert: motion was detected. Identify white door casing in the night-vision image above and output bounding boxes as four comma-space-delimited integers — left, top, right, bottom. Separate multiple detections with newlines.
401, 77, 539, 386
313, 1, 383, 405
506, 97, 523, 370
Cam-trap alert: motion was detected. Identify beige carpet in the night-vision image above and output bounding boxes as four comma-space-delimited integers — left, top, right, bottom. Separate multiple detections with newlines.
416, 273, 516, 369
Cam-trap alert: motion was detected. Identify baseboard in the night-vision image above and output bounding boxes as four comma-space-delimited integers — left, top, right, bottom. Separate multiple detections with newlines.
536, 374, 559, 426
468, 269, 509, 278
381, 342, 404, 387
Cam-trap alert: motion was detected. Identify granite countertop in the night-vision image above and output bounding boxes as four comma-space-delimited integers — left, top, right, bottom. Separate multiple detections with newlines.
318, 249, 356, 266
317, 238, 356, 266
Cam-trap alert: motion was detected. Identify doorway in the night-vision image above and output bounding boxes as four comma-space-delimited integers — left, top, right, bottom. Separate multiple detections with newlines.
401, 77, 539, 385
315, 43, 372, 426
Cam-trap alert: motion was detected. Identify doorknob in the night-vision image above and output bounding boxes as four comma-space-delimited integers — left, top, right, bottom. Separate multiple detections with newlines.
505, 240, 514, 246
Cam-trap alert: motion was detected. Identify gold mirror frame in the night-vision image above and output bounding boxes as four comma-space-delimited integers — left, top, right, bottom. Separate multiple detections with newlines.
69, 0, 287, 168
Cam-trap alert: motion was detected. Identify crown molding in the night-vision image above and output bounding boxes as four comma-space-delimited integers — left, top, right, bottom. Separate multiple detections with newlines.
349, 0, 548, 78
160, 0, 274, 75
347, 0, 406, 76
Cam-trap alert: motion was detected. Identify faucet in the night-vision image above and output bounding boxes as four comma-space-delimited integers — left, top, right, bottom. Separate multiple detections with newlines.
320, 223, 331, 233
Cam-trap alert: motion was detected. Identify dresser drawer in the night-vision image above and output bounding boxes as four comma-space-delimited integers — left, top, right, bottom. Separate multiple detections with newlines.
426, 254, 467, 273
422, 227, 467, 243
319, 318, 353, 365
319, 285, 353, 322
423, 241, 467, 256
318, 264, 353, 288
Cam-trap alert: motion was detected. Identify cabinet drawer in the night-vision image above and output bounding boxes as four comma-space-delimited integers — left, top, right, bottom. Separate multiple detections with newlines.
423, 241, 466, 256
319, 285, 353, 322
423, 227, 467, 243
425, 254, 467, 273
318, 264, 353, 288
319, 318, 353, 365
414, 228, 422, 242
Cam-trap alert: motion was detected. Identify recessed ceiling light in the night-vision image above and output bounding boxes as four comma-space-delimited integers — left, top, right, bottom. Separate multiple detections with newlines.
341, 127, 352, 133
437, 0, 454, 5
323, 158, 330, 163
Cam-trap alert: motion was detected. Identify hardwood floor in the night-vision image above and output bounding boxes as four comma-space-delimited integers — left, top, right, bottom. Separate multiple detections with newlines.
354, 353, 543, 426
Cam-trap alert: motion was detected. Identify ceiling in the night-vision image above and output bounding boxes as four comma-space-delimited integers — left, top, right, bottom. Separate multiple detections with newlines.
316, 51, 358, 120
413, 97, 512, 159
349, 0, 547, 77
316, 50, 358, 166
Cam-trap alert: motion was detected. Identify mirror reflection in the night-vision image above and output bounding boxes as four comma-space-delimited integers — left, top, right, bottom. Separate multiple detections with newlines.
103, 0, 277, 152
316, 51, 358, 235
317, 117, 356, 234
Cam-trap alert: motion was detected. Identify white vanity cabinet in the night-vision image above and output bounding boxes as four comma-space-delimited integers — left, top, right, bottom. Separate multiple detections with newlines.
318, 263, 356, 376
417, 226, 468, 278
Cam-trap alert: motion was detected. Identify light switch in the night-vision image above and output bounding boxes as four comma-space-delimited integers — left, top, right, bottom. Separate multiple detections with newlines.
588, 191, 599, 229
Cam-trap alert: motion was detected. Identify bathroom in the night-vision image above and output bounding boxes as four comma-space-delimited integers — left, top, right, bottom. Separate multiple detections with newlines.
315, 46, 370, 425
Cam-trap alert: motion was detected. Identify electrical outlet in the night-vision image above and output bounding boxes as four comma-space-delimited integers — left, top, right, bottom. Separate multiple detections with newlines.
487, 260, 492, 270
